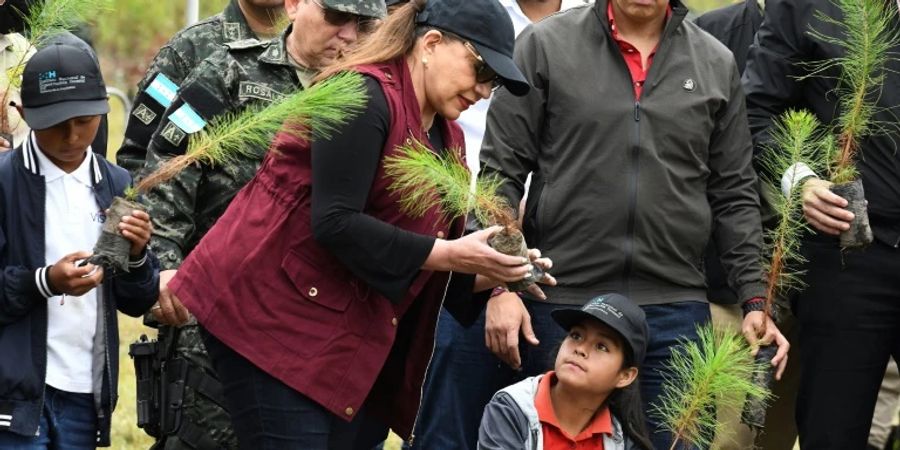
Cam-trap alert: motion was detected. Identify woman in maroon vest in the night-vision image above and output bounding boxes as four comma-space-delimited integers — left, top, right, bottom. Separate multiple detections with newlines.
167, 0, 542, 448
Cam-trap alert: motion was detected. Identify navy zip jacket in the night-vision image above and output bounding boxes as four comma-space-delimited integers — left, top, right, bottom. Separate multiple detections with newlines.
0, 143, 159, 446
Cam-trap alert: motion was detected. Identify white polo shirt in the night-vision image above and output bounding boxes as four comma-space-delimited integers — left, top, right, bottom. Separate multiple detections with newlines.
31, 133, 104, 394
458, 0, 593, 176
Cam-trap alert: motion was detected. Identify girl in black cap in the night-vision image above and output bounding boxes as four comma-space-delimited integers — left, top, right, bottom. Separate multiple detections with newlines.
478, 294, 653, 450
165, 0, 548, 448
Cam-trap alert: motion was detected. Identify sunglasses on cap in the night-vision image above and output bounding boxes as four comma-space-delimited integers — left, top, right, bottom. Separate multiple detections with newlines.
462, 41, 501, 91
309, 0, 378, 33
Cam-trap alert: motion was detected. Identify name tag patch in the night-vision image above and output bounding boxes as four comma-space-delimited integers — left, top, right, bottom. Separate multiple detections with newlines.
239, 82, 284, 102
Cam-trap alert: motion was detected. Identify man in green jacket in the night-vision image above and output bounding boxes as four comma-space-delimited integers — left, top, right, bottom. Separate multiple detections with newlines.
478, 0, 789, 447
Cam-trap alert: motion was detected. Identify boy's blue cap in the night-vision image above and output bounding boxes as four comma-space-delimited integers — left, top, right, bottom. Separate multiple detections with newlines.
415, 0, 530, 96
21, 43, 109, 130
552, 293, 649, 365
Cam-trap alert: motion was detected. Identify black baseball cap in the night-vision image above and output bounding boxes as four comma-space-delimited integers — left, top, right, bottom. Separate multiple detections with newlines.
21, 43, 109, 130
552, 293, 649, 365
415, 0, 530, 96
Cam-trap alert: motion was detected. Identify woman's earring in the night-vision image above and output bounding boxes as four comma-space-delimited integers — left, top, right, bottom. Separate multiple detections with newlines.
422, 57, 428, 67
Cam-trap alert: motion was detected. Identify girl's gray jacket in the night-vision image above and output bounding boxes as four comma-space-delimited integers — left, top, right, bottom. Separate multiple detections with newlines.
477, 375, 639, 450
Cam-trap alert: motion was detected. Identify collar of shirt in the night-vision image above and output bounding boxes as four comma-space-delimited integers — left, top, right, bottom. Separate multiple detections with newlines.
500, 0, 593, 35
535, 371, 614, 441
31, 133, 95, 186
607, 1, 673, 42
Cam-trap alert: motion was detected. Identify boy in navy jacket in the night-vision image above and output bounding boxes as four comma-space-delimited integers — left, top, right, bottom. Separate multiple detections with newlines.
0, 42, 159, 448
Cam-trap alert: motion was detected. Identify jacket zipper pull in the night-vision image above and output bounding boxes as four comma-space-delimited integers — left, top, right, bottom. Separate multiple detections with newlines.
633, 102, 641, 122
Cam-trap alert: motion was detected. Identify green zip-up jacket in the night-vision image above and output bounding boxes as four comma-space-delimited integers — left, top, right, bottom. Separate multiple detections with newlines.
481, 0, 765, 306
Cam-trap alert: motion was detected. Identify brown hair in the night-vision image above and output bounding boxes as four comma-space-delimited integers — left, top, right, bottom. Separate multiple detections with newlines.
316, 0, 449, 82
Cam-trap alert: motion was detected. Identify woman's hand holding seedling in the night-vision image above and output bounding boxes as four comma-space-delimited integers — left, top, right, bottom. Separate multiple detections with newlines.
48, 251, 104, 296
742, 311, 790, 380
802, 178, 854, 235
117, 209, 153, 257
428, 226, 532, 282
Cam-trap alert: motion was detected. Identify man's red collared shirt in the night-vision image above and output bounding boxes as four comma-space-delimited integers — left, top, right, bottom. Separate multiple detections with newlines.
607, 2, 671, 99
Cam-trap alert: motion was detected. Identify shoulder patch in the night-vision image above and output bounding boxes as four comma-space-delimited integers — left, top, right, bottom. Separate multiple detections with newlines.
169, 103, 208, 134
223, 22, 243, 42
146, 73, 179, 108
160, 121, 187, 147
132, 103, 157, 125
239, 82, 285, 102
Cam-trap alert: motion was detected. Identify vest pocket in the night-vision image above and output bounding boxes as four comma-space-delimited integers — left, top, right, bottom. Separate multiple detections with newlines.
281, 249, 355, 312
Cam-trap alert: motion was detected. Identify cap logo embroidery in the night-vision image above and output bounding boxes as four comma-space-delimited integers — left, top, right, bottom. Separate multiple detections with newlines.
584, 298, 624, 319
38, 71, 86, 94
682, 78, 696, 92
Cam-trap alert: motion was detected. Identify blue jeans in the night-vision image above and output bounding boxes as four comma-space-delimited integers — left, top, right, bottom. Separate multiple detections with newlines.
641, 302, 711, 449
409, 299, 710, 450
0, 386, 98, 450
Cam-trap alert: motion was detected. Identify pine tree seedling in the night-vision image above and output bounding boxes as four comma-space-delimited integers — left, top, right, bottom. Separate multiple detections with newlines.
90, 71, 368, 273
798, 0, 900, 248
741, 110, 827, 430
385, 139, 544, 291
652, 324, 771, 450
0, 0, 112, 144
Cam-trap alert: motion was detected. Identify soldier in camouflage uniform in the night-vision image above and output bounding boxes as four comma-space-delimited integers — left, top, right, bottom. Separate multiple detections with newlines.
139, 1, 386, 448
117, 1, 281, 449
116, 0, 284, 174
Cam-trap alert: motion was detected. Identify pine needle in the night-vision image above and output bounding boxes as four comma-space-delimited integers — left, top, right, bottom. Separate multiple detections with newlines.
651, 325, 771, 450
384, 138, 513, 226
804, 0, 900, 183
24, 0, 113, 47
137, 71, 368, 192
1, 0, 111, 132
757, 110, 825, 317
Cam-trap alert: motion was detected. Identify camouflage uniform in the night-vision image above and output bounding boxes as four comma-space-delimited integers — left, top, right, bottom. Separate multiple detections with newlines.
116, 0, 256, 174
119, 3, 258, 449
143, 30, 302, 450
140, 3, 386, 449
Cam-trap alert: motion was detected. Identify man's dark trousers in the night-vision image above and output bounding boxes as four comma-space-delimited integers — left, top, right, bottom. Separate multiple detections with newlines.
795, 237, 900, 449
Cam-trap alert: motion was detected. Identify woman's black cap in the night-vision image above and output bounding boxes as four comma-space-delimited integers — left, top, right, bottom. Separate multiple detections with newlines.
415, 0, 530, 96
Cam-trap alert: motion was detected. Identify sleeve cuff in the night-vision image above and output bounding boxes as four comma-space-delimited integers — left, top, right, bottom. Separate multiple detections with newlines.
741, 297, 766, 316
128, 251, 149, 269
34, 266, 59, 299
781, 162, 818, 197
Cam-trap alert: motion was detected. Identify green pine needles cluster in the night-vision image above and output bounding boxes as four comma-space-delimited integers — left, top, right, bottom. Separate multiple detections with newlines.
652, 325, 771, 450
24, 0, 112, 48
803, 0, 900, 184
1, 0, 111, 133
384, 139, 514, 227
758, 110, 828, 314
135, 71, 368, 196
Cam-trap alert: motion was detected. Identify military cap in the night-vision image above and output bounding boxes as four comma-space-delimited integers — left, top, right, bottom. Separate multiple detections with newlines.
321, 0, 387, 19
